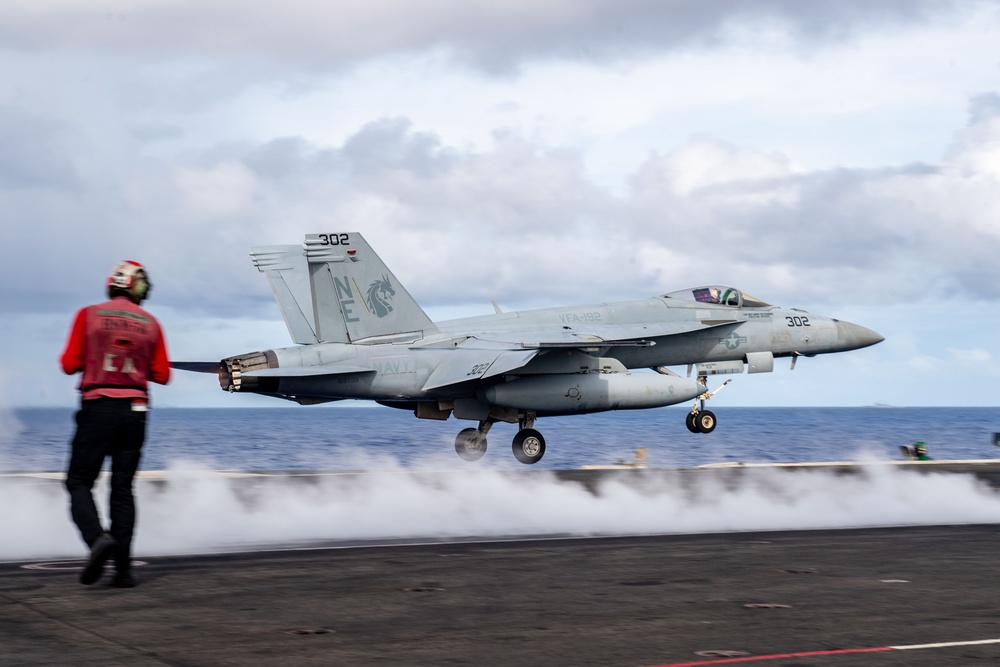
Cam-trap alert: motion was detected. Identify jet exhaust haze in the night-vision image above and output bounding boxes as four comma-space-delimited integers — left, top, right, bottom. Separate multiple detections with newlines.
1, 452, 998, 561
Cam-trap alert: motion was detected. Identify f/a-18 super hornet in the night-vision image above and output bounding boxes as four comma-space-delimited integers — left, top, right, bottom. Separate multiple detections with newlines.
175, 232, 883, 464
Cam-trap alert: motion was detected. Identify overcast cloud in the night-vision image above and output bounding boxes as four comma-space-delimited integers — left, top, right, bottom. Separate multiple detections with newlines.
1, 0, 999, 408
0, 1, 951, 71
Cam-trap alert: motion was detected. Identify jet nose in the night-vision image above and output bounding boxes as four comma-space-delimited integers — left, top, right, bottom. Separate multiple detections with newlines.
835, 320, 884, 351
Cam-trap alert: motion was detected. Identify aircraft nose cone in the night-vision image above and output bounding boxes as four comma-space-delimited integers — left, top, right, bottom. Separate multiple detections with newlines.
835, 320, 884, 351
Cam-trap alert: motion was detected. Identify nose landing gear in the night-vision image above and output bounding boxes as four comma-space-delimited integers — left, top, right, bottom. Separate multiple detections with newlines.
686, 379, 732, 434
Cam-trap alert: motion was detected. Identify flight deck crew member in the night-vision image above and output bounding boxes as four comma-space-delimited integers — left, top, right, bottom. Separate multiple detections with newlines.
60, 261, 170, 587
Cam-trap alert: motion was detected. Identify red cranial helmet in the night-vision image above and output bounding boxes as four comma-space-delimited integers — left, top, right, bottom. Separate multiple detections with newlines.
107, 260, 152, 303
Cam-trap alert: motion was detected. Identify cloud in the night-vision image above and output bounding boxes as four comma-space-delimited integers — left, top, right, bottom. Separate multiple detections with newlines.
0, 107, 82, 190
632, 135, 800, 197
4, 92, 1000, 322
0, 1, 974, 73
967, 92, 1000, 125
173, 161, 258, 219
624, 102, 1000, 304
2, 1, 1000, 410
907, 346, 1000, 378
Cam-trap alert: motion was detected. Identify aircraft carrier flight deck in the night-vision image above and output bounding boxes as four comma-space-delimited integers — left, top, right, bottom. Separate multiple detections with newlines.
3, 462, 999, 666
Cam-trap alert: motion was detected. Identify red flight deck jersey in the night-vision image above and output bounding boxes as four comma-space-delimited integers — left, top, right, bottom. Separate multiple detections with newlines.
60, 296, 170, 401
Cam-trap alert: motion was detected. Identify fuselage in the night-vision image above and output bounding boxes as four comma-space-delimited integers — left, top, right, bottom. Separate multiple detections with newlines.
250, 290, 882, 405
437, 295, 876, 367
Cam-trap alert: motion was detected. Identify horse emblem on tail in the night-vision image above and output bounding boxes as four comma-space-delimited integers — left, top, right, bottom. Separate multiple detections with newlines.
366, 275, 395, 318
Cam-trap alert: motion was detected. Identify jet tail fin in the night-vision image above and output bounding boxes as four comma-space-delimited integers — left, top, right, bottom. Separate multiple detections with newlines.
251, 245, 319, 344
304, 233, 439, 344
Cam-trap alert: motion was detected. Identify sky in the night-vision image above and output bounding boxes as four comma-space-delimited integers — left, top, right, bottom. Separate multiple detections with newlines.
1, 0, 1000, 409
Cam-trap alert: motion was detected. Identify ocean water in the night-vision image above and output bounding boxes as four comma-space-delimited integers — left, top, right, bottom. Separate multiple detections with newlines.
3, 406, 999, 472
4, 406, 1000, 561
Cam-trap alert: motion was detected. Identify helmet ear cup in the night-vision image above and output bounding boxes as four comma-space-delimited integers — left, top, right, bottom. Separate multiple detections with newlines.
132, 276, 150, 301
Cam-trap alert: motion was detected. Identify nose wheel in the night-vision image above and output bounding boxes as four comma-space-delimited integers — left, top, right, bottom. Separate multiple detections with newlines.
686, 409, 717, 433
686, 378, 731, 434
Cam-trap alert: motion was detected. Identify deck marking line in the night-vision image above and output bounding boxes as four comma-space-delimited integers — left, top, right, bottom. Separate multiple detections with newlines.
649, 638, 1000, 666
649, 647, 891, 666
890, 638, 1000, 650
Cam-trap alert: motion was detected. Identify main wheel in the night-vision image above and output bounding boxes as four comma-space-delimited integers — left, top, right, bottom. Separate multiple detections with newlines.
696, 410, 717, 434
512, 428, 546, 464
685, 412, 700, 433
455, 428, 487, 461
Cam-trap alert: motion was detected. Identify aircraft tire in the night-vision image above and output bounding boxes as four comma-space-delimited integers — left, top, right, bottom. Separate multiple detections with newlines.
696, 410, 717, 434
685, 412, 700, 433
455, 428, 487, 461
512, 428, 546, 464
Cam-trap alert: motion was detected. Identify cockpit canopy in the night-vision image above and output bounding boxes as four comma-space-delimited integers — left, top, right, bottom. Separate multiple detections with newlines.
661, 286, 771, 308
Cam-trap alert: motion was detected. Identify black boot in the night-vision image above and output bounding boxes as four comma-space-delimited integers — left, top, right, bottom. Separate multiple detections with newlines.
80, 533, 117, 585
111, 570, 136, 588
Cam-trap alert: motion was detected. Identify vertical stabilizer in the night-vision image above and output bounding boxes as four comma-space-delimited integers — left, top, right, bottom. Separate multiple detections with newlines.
304, 232, 439, 343
250, 245, 319, 344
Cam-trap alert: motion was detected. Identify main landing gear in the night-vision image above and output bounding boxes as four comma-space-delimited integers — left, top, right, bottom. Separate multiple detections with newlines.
454, 423, 490, 461
454, 413, 546, 465
511, 413, 545, 464
686, 378, 732, 434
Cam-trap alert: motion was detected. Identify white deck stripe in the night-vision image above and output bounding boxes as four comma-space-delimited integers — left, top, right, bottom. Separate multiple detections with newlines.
890, 638, 1000, 650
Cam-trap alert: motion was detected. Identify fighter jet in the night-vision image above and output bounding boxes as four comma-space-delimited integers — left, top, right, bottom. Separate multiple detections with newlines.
175, 232, 883, 464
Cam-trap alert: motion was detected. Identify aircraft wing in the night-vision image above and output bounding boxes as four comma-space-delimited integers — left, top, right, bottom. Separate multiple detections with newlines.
418, 319, 741, 390
473, 318, 740, 348
420, 349, 539, 391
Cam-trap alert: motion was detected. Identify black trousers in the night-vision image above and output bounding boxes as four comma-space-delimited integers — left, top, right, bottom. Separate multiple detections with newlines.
65, 398, 146, 572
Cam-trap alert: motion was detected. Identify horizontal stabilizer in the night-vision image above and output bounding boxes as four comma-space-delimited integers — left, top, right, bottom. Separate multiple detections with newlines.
250, 245, 319, 345
171, 361, 219, 374
241, 366, 375, 378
